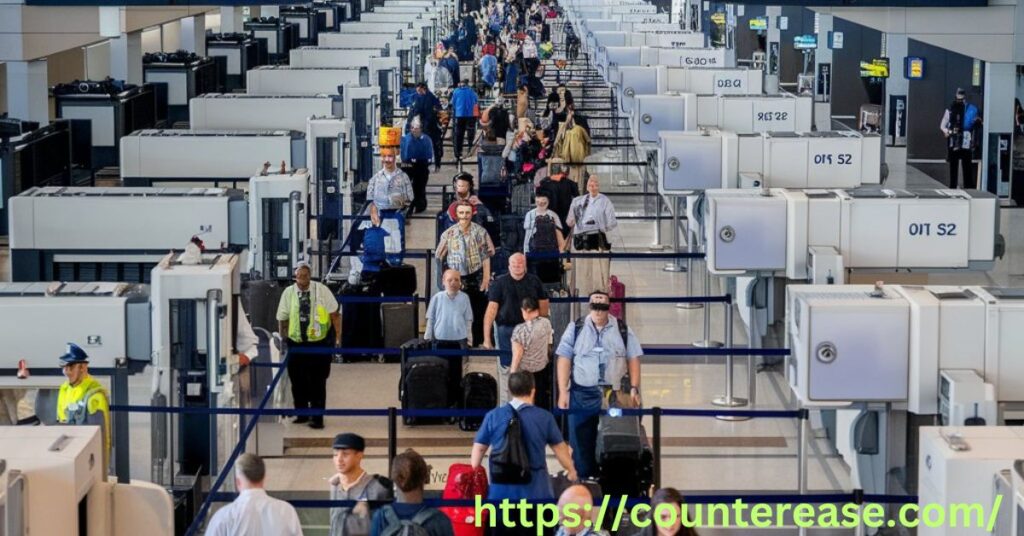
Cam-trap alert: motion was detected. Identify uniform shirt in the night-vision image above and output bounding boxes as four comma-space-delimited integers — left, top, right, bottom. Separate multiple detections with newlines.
487, 273, 546, 326
511, 316, 553, 372
425, 291, 474, 342
566, 193, 617, 235
367, 167, 414, 210
400, 132, 435, 164
555, 315, 642, 388
275, 282, 340, 325
475, 399, 563, 500
205, 489, 304, 536
438, 222, 494, 276
522, 208, 564, 254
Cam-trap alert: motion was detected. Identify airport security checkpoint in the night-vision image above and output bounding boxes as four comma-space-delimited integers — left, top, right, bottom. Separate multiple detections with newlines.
4, 0, 1024, 534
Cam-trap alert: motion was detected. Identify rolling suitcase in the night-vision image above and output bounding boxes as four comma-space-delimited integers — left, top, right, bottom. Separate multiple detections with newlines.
340, 281, 383, 362
478, 154, 504, 186
383, 302, 418, 358
459, 372, 497, 431
510, 180, 533, 216
546, 285, 572, 344
499, 214, 525, 252
608, 275, 625, 322
400, 355, 450, 425
596, 401, 652, 498
551, 471, 602, 502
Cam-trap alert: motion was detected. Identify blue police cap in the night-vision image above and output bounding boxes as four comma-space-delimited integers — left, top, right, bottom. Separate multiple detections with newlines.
59, 343, 89, 365
332, 433, 366, 451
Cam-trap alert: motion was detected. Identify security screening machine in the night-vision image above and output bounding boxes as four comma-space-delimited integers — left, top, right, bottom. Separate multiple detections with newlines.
0, 282, 151, 483
631, 93, 697, 144
280, 5, 327, 46
246, 66, 365, 95
700, 93, 814, 133
248, 171, 310, 280
142, 51, 220, 124
244, 17, 300, 63
658, 129, 882, 191
288, 46, 388, 69
0, 427, 174, 535
149, 252, 241, 486
205, 33, 265, 91
787, 285, 1024, 505
53, 80, 163, 169
119, 129, 304, 187
0, 119, 77, 236
8, 187, 249, 283
918, 428, 1024, 536
189, 94, 344, 132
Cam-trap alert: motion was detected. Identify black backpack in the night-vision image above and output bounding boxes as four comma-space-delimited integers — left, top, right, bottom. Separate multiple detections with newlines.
529, 213, 560, 253
489, 405, 532, 484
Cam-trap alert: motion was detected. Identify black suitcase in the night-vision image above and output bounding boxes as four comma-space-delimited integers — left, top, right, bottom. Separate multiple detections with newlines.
546, 285, 572, 349
459, 372, 497, 431
500, 214, 525, 252
597, 414, 653, 498
379, 263, 418, 296
400, 355, 450, 425
478, 154, 504, 186
383, 302, 418, 360
510, 180, 533, 216
340, 281, 383, 362
551, 471, 602, 502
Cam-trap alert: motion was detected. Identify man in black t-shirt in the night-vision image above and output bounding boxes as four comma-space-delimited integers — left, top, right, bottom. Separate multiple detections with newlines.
482, 253, 549, 403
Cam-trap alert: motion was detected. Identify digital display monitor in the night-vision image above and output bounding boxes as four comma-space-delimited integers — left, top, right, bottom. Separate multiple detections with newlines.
905, 56, 925, 80
793, 34, 817, 49
860, 58, 890, 78
749, 17, 767, 31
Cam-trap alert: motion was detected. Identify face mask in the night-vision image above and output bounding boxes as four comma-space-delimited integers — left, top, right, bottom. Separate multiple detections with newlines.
590, 302, 610, 312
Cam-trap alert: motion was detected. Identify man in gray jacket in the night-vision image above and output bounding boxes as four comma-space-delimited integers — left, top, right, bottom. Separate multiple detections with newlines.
329, 433, 394, 535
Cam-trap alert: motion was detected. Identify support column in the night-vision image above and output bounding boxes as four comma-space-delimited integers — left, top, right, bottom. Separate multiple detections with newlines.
5, 60, 49, 124
110, 31, 143, 84
883, 33, 909, 147
764, 6, 781, 94
220, 6, 245, 33
981, 62, 1015, 192
813, 13, 833, 130
180, 15, 207, 56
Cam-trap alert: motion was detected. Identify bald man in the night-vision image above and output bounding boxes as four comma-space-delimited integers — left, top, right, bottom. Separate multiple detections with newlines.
483, 253, 549, 404
555, 485, 598, 536
424, 269, 474, 406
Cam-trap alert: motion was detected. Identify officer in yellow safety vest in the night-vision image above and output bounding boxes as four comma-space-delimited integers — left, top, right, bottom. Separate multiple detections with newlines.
57, 342, 111, 472
276, 261, 341, 429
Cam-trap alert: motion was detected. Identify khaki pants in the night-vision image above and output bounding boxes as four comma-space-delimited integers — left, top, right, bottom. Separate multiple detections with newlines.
574, 246, 610, 296
568, 164, 587, 187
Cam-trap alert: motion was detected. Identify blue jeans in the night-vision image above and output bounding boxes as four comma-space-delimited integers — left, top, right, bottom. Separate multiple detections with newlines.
568, 385, 603, 479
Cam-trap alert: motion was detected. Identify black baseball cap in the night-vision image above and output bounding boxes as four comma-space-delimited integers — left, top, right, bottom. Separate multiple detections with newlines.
332, 433, 366, 451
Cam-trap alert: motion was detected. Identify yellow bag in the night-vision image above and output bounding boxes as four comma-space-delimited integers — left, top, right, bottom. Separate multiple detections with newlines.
378, 126, 402, 147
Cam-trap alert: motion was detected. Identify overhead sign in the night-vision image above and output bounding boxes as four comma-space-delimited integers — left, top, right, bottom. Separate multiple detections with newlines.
749, 17, 768, 30
794, 34, 817, 49
905, 57, 925, 80
860, 58, 890, 79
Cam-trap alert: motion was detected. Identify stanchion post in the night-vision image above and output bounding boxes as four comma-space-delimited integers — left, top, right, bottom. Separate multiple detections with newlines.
651, 192, 664, 250
388, 406, 398, 476
663, 197, 684, 273
113, 362, 131, 484
425, 249, 433, 302
694, 255, 723, 348
797, 408, 809, 493
712, 303, 749, 420
652, 406, 662, 491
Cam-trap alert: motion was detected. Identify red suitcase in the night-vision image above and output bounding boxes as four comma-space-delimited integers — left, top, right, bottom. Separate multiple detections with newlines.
440, 463, 489, 536
609, 275, 625, 321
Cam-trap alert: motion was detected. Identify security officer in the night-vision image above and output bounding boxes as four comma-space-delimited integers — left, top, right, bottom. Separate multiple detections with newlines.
57, 343, 111, 472
276, 261, 342, 430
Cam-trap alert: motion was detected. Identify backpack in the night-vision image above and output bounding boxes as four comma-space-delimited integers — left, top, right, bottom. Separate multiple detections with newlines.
360, 225, 390, 271
529, 213, 559, 253
379, 506, 440, 536
489, 405, 532, 484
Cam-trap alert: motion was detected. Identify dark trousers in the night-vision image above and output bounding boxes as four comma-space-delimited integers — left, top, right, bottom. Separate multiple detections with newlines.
528, 259, 562, 284
433, 339, 467, 407
287, 336, 334, 425
405, 162, 430, 214
948, 148, 975, 189
453, 117, 476, 160
429, 128, 444, 170
531, 362, 553, 411
568, 384, 603, 479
